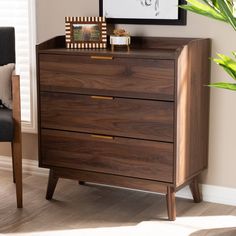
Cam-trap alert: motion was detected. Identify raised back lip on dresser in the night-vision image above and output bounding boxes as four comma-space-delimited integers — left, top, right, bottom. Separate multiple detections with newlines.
36, 36, 211, 221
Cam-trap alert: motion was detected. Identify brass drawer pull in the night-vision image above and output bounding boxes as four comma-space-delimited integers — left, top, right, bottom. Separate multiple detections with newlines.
91, 134, 114, 140
91, 96, 114, 100
91, 56, 113, 60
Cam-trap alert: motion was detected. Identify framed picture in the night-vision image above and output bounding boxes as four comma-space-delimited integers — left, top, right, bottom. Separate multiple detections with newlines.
99, 0, 186, 25
65, 17, 107, 49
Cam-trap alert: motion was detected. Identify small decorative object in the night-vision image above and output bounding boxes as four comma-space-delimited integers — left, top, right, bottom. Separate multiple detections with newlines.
99, 0, 186, 25
110, 28, 131, 51
65, 16, 107, 49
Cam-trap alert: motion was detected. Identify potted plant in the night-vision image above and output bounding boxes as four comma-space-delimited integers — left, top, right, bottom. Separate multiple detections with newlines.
181, 0, 236, 90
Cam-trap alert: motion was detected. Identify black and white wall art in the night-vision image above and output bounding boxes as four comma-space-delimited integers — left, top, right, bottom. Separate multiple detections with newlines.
99, 0, 186, 25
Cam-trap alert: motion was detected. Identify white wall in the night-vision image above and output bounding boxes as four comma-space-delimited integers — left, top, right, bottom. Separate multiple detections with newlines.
11, 0, 236, 189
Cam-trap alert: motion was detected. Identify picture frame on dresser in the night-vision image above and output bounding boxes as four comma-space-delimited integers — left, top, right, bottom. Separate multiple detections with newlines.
65, 16, 107, 49
36, 36, 210, 221
99, 0, 187, 25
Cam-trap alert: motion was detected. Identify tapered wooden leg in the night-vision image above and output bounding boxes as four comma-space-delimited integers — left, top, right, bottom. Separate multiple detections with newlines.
11, 140, 22, 208
78, 181, 85, 185
46, 169, 59, 200
11, 143, 16, 183
190, 177, 202, 203
166, 186, 176, 221
12, 75, 23, 208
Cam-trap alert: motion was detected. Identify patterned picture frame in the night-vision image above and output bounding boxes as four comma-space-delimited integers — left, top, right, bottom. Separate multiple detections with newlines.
65, 17, 107, 49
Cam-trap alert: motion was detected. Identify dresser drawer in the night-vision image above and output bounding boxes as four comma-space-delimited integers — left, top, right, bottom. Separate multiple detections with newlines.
41, 92, 174, 142
41, 129, 174, 182
39, 54, 174, 100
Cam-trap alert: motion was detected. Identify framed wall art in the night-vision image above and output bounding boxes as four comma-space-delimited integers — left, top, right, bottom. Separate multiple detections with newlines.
65, 17, 107, 49
99, 0, 186, 25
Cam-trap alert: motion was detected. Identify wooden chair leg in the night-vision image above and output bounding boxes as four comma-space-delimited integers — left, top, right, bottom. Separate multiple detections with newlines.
11, 143, 16, 183
190, 177, 202, 203
166, 186, 176, 221
46, 169, 59, 200
12, 75, 22, 208
11, 140, 22, 208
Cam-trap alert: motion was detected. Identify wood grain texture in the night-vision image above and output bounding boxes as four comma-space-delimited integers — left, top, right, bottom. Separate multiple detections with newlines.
190, 177, 202, 203
46, 169, 59, 200
39, 54, 175, 101
36, 35, 65, 51
11, 75, 22, 208
2, 169, 236, 235
175, 39, 211, 187
37, 36, 211, 220
130, 36, 196, 49
41, 129, 174, 182
40, 93, 174, 142
36, 36, 198, 59
166, 186, 176, 221
47, 167, 169, 194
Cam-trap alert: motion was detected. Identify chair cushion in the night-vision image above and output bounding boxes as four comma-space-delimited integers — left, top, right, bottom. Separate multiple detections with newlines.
0, 108, 13, 141
0, 63, 15, 109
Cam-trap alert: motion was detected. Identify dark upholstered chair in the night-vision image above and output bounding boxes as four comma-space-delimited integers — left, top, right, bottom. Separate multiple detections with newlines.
0, 27, 22, 208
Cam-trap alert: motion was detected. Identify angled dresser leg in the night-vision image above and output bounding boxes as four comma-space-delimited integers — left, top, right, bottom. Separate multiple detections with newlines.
190, 177, 202, 203
46, 169, 59, 200
166, 186, 176, 221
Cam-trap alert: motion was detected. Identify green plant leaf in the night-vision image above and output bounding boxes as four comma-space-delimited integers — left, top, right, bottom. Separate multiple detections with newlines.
213, 53, 236, 80
180, 0, 227, 22
180, 0, 236, 92
209, 82, 236, 90
216, 0, 236, 31
232, 51, 236, 59
201, 0, 220, 12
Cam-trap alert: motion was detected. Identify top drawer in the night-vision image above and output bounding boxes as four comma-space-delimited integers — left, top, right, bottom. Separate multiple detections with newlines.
39, 54, 175, 101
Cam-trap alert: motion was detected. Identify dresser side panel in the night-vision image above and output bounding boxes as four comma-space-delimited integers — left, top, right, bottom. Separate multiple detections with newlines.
176, 39, 211, 187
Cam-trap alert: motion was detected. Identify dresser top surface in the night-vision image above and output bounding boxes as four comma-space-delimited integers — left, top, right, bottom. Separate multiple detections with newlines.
38, 48, 181, 60
37, 36, 210, 60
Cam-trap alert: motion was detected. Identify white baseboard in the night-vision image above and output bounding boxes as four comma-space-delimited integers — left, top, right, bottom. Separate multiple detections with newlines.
0, 155, 236, 206
177, 184, 236, 206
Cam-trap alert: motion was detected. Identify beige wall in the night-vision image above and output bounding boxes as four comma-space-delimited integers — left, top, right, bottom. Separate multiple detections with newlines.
36, 0, 99, 43
0, 133, 38, 160
1, 0, 236, 189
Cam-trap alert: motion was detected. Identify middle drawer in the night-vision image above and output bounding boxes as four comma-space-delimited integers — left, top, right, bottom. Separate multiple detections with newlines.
41, 92, 174, 142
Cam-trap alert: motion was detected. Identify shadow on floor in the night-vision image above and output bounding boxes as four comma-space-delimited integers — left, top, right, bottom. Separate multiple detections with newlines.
190, 228, 236, 236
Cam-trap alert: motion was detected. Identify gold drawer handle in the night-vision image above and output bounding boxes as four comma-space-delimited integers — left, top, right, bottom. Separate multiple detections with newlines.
91, 56, 113, 60
91, 135, 114, 140
91, 96, 114, 100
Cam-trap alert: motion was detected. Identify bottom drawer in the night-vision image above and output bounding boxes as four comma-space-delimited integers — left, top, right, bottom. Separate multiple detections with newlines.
41, 129, 174, 182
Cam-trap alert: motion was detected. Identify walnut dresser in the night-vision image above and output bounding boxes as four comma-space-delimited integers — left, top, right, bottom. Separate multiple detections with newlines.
36, 36, 211, 221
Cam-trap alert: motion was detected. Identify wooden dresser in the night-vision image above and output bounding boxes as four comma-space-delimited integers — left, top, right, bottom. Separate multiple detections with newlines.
37, 36, 211, 220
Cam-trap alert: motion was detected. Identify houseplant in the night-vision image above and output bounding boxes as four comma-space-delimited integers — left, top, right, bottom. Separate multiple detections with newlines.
181, 0, 236, 91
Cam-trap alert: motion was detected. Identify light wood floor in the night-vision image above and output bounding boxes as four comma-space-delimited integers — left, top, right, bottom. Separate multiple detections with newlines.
0, 169, 236, 236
